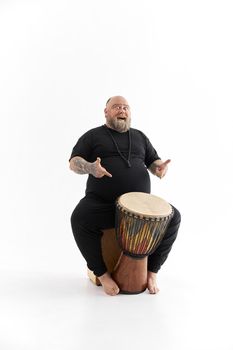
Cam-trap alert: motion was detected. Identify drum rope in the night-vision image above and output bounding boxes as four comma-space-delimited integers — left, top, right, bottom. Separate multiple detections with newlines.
116, 206, 174, 258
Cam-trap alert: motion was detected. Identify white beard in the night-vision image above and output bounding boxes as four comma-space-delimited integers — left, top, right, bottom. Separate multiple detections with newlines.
106, 117, 131, 133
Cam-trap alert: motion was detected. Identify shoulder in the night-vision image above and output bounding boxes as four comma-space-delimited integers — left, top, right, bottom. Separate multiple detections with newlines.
130, 127, 148, 139
79, 126, 104, 139
130, 128, 155, 151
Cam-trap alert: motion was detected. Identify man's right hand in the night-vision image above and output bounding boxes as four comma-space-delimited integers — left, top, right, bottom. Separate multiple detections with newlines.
91, 157, 112, 178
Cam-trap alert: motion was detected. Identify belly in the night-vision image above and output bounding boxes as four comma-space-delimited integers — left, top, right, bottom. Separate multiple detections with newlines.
86, 158, 151, 202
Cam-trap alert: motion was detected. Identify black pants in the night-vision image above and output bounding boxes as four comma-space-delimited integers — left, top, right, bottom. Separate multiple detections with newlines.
71, 194, 181, 277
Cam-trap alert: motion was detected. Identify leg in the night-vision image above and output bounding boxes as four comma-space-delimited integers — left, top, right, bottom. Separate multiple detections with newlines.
70, 195, 119, 295
98, 272, 120, 296
147, 271, 160, 294
147, 205, 181, 293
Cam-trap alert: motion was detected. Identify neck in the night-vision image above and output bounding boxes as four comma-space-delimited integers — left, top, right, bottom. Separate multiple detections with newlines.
104, 123, 129, 133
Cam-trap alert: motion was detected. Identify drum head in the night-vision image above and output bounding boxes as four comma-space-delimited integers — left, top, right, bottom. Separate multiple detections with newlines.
117, 192, 172, 218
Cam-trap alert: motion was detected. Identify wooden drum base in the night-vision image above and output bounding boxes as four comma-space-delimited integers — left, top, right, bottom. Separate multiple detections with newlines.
87, 228, 148, 294
112, 254, 148, 294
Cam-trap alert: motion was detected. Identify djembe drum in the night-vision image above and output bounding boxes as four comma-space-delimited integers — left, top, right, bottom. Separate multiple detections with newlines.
112, 192, 173, 294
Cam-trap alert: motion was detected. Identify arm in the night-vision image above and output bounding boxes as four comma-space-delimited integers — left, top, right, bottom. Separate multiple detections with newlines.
69, 156, 94, 174
69, 156, 112, 178
149, 159, 171, 179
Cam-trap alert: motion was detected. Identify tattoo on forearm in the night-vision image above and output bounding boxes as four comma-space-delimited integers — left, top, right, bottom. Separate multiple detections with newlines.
70, 157, 93, 175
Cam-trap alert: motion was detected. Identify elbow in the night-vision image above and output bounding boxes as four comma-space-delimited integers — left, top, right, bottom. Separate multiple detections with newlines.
69, 160, 74, 171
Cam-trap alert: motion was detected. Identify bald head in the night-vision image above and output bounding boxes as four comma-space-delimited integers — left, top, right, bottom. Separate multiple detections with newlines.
106, 96, 129, 107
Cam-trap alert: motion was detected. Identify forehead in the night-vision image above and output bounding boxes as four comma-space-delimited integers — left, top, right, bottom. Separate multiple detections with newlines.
107, 96, 129, 108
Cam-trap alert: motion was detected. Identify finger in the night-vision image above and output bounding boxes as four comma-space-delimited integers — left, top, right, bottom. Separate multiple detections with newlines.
155, 167, 165, 178
96, 157, 101, 164
162, 159, 171, 166
155, 170, 162, 179
158, 159, 171, 169
104, 170, 112, 178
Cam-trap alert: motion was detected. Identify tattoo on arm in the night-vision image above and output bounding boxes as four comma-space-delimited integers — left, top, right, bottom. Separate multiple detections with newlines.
70, 156, 93, 175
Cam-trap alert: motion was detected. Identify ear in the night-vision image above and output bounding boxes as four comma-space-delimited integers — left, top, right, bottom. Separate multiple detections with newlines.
104, 107, 107, 116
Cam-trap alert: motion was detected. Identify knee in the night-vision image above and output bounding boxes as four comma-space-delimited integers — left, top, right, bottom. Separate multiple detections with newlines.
171, 205, 181, 224
70, 209, 77, 227
70, 205, 85, 231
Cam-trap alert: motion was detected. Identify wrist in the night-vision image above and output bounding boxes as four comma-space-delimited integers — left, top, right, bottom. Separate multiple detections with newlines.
85, 161, 95, 175
154, 159, 163, 166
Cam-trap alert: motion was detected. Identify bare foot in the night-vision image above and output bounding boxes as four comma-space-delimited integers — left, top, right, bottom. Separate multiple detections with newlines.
98, 272, 120, 296
147, 272, 160, 294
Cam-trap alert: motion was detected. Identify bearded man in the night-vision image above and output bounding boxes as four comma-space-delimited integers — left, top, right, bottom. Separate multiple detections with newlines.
69, 96, 181, 296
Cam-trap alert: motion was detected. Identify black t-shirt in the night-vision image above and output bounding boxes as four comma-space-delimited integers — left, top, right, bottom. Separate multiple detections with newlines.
70, 125, 160, 202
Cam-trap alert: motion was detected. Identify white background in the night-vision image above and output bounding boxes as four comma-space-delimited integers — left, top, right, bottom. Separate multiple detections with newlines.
0, 1, 233, 349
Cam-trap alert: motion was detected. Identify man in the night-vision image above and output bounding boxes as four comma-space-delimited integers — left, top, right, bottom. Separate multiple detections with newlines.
69, 96, 181, 296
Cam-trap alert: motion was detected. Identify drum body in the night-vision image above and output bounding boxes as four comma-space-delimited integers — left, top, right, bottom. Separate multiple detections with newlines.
112, 192, 173, 294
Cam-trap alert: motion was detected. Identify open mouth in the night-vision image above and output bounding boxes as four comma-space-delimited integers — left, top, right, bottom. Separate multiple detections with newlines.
117, 117, 126, 120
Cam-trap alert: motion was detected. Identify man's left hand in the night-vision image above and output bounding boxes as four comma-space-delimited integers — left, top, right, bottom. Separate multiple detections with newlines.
153, 159, 171, 179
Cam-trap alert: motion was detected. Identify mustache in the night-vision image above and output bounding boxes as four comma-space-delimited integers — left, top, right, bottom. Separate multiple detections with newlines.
116, 114, 127, 118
